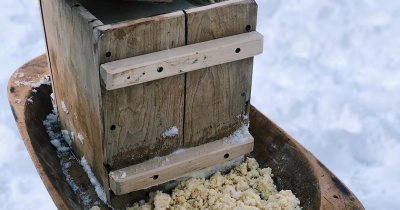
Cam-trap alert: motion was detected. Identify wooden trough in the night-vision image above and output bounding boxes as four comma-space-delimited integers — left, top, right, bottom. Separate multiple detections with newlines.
8, 54, 364, 209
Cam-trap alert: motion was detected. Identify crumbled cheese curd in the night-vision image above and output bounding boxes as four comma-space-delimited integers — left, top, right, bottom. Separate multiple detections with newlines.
127, 158, 301, 210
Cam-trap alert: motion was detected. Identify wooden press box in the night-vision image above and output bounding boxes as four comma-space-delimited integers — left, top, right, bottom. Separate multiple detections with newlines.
39, 0, 262, 206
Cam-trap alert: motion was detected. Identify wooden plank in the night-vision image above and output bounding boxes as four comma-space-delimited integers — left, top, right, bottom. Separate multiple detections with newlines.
110, 134, 254, 195
100, 31, 263, 90
97, 12, 186, 170
7, 55, 366, 209
40, 0, 110, 201
183, 0, 258, 147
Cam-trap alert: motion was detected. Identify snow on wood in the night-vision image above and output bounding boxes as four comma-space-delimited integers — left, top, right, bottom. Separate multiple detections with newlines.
61, 101, 69, 114
27, 96, 33, 104
80, 157, 107, 203
223, 123, 250, 144
32, 75, 51, 88
61, 130, 72, 146
77, 133, 84, 144
109, 134, 253, 195
161, 126, 178, 138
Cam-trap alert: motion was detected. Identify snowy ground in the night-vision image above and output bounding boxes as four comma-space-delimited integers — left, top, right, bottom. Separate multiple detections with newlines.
1, 0, 399, 209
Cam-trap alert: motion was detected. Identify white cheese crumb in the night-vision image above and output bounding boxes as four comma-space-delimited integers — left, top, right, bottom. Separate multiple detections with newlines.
161, 126, 178, 138
77, 133, 84, 144
81, 157, 107, 204
61, 101, 69, 114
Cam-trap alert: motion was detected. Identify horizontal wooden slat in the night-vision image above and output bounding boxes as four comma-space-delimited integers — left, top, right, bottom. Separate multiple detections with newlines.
100, 31, 263, 90
109, 133, 254, 195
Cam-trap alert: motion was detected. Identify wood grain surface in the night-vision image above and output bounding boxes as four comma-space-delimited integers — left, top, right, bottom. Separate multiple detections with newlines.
183, 0, 257, 147
8, 54, 364, 209
97, 12, 186, 170
39, 0, 110, 201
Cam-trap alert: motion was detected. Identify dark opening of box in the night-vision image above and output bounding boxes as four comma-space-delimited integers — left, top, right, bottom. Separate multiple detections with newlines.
76, 0, 200, 25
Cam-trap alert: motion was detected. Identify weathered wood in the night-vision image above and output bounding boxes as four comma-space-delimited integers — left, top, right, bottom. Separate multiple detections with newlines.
110, 134, 254, 195
96, 12, 186, 170
100, 31, 263, 90
183, 0, 258, 147
7, 55, 107, 209
40, 0, 110, 201
41, 0, 188, 204
7, 54, 365, 209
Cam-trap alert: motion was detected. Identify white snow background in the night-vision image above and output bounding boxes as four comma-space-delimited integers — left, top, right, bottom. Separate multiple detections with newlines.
1, 0, 399, 209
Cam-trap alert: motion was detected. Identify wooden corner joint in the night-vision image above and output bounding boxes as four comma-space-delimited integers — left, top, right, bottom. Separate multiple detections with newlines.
100, 31, 264, 90
109, 133, 254, 195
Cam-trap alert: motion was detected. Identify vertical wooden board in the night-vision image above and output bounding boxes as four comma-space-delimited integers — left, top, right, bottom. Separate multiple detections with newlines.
97, 12, 186, 170
184, 0, 258, 147
101, 77, 185, 169
40, 0, 110, 201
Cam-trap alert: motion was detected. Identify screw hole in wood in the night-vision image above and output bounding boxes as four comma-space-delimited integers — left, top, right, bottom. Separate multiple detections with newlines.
127, 76, 130, 79
235, 48, 241, 53
152, 175, 159, 180
246, 25, 251, 32
110, 125, 116, 130
73, 4, 81, 7
157, 67, 163, 72
224, 153, 230, 159
241, 92, 246, 96
105, 52, 111, 57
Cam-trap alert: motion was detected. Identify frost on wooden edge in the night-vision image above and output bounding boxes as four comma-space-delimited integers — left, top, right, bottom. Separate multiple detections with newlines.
161, 126, 178, 138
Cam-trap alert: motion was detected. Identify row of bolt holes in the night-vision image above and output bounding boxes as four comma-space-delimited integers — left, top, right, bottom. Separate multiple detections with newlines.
107, 47, 242, 80
104, 25, 252, 80
145, 153, 230, 190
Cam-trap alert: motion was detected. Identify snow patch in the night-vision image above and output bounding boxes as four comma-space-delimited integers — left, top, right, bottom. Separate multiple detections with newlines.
161, 126, 178, 138
223, 124, 250, 144
27, 96, 33, 104
32, 75, 51, 88
14, 72, 25, 78
77, 133, 84, 144
61, 101, 69, 114
61, 130, 72, 146
80, 157, 107, 203
119, 170, 126, 179
172, 148, 189, 155
161, 158, 170, 166
15, 98, 21, 104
